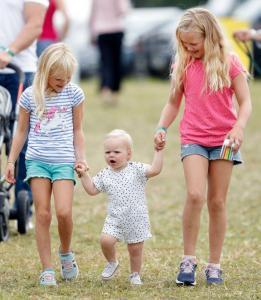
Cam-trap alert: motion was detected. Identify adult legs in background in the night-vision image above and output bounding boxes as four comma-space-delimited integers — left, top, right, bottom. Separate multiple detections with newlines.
97, 32, 124, 104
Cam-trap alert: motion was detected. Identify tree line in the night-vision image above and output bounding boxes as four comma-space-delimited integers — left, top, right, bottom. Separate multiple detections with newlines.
132, 0, 207, 9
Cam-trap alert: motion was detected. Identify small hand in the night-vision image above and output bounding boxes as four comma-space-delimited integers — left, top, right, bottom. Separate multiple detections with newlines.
5, 162, 16, 184
226, 125, 244, 153
154, 130, 166, 151
74, 160, 89, 178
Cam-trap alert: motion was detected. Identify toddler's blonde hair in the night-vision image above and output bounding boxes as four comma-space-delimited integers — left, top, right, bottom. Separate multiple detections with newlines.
32, 42, 77, 119
174, 7, 230, 92
105, 129, 133, 149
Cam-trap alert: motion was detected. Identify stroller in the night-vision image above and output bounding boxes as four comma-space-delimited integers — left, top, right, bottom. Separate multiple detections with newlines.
0, 63, 31, 241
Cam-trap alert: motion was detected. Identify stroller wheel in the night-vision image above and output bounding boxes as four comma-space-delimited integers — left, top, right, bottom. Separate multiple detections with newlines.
0, 214, 9, 242
16, 190, 30, 234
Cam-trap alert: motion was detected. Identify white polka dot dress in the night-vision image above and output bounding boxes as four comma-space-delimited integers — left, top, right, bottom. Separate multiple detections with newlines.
93, 162, 152, 244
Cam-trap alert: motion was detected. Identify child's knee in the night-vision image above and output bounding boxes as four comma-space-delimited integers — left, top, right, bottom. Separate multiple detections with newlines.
56, 210, 72, 223
128, 242, 143, 256
100, 233, 117, 247
36, 210, 52, 225
208, 196, 226, 212
187, 191, 205, 208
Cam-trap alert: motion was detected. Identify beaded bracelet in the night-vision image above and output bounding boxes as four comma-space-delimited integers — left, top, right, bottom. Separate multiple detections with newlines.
156, 126, 167, 133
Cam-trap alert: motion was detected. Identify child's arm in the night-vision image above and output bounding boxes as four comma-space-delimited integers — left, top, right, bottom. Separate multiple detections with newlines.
146, 149, 164, 178
154, 78, 183, 150
75, 164, 100, 196
228, 73, 252, 153
73, 101, 88, 170
5, 107, 29, 183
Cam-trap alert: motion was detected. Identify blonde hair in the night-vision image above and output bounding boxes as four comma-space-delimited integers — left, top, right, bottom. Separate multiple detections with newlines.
174, 8, 230, 92
32, 43, 77, 118
105, 129, 133, 149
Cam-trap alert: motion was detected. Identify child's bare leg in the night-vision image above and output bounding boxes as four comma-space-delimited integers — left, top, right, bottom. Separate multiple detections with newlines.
53, 180, 74, 253
100, 233, 118, 262
127, 242, 144, 273
30, 178, 52, 270
182, 155, 208, 255
207, 160, 233, 263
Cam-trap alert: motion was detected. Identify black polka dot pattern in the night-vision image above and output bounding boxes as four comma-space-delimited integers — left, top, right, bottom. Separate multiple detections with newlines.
93, 162, 152, 243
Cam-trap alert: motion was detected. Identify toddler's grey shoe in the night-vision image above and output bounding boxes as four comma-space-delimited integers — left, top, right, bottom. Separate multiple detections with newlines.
101, 261, 119, 280
129, 272, 143, 285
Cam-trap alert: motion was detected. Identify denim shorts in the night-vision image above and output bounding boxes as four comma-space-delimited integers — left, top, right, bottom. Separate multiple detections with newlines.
25, 160, 76, 184
180, 144, 242, 165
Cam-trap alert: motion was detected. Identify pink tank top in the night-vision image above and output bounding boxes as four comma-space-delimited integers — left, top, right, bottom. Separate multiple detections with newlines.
39, 0, 58, 40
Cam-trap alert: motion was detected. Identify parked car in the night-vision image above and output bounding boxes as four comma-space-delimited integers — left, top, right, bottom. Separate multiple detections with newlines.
134, 8, 182, 77
123, 7, 183, 75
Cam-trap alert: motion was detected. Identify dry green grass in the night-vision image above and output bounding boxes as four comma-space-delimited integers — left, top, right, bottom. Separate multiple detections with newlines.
0, 78, 260, 299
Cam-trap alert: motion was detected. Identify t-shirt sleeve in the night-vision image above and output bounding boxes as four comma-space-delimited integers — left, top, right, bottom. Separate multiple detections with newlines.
19, 87, 32, 112
71, 84, 85, 107
92, 170, 106, 192
229, 54, 246, 80
134, 162, 149, 182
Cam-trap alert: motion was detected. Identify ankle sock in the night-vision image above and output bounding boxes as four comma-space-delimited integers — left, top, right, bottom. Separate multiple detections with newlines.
207, 263, 220, 269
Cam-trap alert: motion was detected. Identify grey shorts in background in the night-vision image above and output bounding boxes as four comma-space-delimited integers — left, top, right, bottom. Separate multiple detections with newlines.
181, 144, 242, 165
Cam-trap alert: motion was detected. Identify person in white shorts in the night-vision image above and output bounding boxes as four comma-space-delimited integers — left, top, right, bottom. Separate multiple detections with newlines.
75, 129, 164, 285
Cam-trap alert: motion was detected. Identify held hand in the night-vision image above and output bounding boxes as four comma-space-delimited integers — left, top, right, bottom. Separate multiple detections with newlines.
5, 162, 16, 184
226, 125, 244, 153
74, 161, 89, 178
154, 130, 166, 151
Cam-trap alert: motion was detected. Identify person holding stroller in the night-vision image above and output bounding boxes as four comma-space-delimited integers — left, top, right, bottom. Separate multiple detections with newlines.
5, 43, 86, 286
0, 0, 48, 227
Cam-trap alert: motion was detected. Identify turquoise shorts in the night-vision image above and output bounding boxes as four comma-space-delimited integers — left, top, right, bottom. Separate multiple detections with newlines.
25, 160, 76, 184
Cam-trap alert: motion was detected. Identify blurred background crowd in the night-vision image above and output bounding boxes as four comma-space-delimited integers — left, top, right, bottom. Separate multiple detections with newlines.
55, 0, 261, 81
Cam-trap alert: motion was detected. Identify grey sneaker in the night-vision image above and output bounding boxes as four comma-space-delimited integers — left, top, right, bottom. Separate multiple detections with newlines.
59, 251, 79, 280
129, 272, 143, 285
101, 261, 119, 280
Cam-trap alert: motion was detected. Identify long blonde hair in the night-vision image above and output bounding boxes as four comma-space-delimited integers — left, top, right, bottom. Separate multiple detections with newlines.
32, 43, 77, 118
174, 8, 230, 92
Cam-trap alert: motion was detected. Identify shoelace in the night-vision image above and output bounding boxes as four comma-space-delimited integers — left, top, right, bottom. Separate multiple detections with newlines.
40, 271, 55, 283
62, 259, 74, 271
129, 272, 139, 279
104, 262, 117, 273
180, 260, 195, 273
207, 267, 220, 278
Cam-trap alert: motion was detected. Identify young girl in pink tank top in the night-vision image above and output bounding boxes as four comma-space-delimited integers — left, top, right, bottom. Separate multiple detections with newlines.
154, 8, 252, 286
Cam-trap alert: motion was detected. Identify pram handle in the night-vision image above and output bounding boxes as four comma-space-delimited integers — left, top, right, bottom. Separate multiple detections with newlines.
6, 63, 25, 84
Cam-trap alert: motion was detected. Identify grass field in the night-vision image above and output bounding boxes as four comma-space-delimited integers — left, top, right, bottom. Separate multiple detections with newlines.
0, 77, 260, 299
